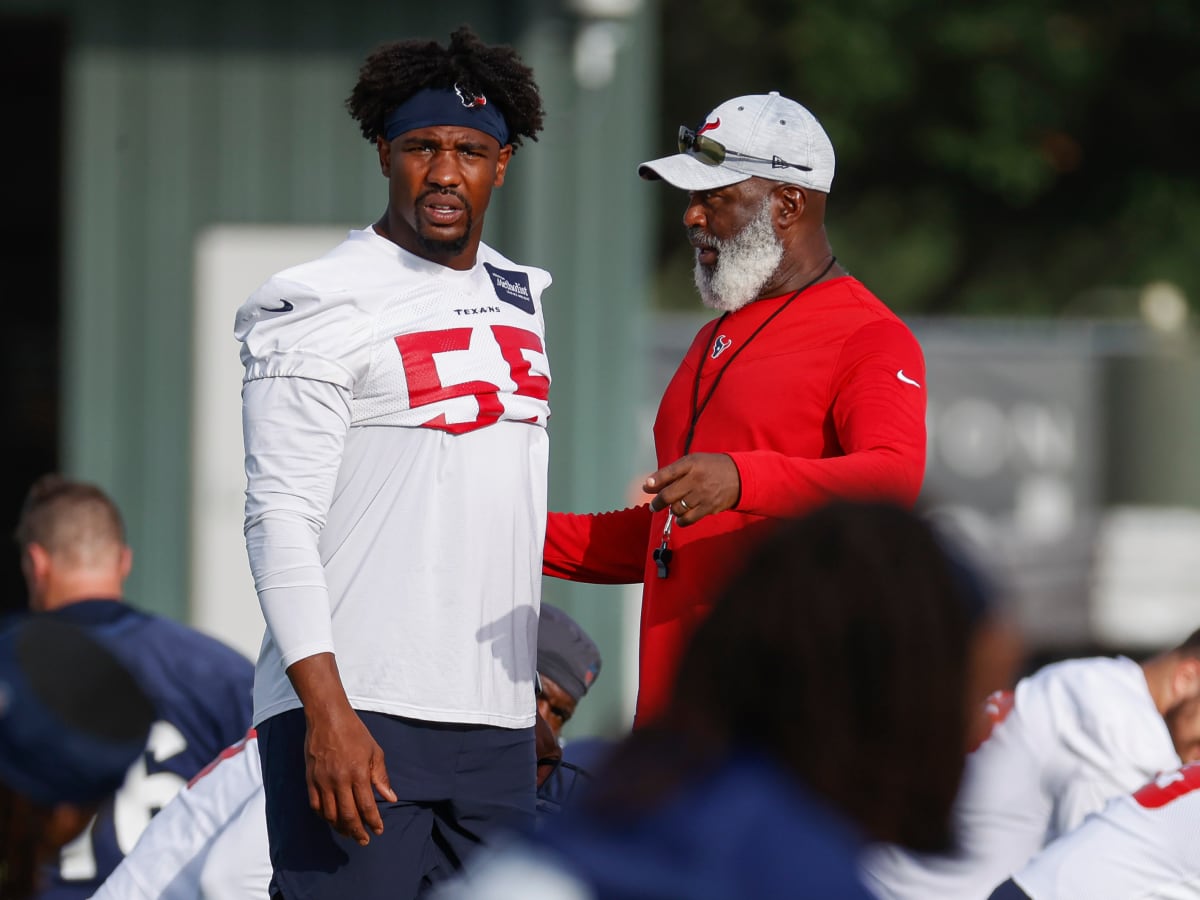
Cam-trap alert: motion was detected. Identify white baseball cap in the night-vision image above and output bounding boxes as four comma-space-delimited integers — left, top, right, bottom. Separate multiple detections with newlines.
638, 91, 835, 193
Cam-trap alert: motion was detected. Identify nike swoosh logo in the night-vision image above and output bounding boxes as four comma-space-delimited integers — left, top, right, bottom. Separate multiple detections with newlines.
897, 369, 921, 388
261, 299, 294, 313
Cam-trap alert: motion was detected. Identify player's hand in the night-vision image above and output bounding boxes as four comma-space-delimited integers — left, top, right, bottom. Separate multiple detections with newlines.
644, 452, 740, 525
303, 705, 396, 845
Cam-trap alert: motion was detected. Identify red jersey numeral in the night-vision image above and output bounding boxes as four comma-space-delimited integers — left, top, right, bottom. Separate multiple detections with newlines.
1133, 762, 1200, 809
394, 326, 546, 434
493, 325, 550, 402
968, 689, 1015, 753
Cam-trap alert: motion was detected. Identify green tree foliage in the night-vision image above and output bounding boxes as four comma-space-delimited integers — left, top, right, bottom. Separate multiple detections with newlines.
651, 0, 1200, 316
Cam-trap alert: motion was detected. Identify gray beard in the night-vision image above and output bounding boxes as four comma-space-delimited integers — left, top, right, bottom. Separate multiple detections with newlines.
692, 199, 784, 312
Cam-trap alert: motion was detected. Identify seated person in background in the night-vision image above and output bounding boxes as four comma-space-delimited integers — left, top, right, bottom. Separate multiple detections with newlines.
0, 615, 155, 900
534, 603, 602, 745
863, 625, 1200, 900
989, 760, 1200, 900
534, 603, 606, 816
435, 499, 1022, 899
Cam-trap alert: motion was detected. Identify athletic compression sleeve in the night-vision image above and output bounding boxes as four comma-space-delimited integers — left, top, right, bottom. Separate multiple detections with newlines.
242, 376, 351, 668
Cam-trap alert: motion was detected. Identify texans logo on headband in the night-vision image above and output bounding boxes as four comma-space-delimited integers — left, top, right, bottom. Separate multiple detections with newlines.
455, 83, 487, 108
384, 86, 509, 144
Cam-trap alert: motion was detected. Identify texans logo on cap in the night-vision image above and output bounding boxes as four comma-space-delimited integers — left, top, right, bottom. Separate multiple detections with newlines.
698, 118, 720, 134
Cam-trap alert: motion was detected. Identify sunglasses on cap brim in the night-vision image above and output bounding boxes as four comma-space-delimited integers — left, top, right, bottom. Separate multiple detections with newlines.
677, 125, 813, 173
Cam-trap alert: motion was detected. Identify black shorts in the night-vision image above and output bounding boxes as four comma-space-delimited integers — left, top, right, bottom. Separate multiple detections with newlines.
258, 707, 536, 900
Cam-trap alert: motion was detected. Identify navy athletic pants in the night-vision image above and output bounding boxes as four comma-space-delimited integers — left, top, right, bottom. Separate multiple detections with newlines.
259, 708, 536, 900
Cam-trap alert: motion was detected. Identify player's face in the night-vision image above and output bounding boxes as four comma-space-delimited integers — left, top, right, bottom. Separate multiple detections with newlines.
683, 182, 784, 312
376, 125, 511, 269
536, 674, 578, 740
1165, 693, 1200, 763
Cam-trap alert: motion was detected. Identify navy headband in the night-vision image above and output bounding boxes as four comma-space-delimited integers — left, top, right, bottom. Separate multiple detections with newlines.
383, 85, 510, 146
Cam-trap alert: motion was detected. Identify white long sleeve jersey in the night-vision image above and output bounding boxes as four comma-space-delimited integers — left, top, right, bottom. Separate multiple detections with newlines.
862, 655, 1182, 900
1010, 761, 1200, 900
235, 228, 552, 729
89, 730, 268, 900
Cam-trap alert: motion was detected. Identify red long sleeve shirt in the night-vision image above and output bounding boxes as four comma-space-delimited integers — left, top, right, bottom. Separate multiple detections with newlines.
544, 276, 927, 725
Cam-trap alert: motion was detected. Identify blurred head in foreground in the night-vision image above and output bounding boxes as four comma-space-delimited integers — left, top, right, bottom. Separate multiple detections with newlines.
593, 499, 1021, 852
0, 615, 154, 900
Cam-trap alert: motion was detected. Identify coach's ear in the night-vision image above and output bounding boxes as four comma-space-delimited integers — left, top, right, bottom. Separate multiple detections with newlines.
774, 183, 805, 222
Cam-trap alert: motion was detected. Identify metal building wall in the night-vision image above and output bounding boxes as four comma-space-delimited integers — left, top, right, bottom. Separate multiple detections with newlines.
5, 0, 656, 734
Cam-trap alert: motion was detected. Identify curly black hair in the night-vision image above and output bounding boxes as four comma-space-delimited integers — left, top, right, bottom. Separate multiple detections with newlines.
346, 25, 545, 151
582, 500, 986, 854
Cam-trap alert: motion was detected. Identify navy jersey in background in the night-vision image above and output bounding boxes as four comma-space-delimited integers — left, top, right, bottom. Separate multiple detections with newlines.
35, 600, 254, 900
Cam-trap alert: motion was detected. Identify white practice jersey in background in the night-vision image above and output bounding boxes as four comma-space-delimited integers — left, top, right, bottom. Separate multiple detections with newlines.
1011, 762, 1200, 900
90, 730, 268, 900
236, 228, 552, 729
862, 655, 1182, 900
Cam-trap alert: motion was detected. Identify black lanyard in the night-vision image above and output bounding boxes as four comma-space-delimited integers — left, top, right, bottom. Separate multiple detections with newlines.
656, 255, 837, 579
681, 255, 837, 454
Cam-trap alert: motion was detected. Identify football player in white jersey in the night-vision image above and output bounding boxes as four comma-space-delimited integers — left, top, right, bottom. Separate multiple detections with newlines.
234, 25, 553, 900
862, 628, 1200, 900
989, 761, 1200, 900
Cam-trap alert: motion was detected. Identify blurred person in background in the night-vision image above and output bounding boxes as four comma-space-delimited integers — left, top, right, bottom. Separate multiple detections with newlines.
863, 626, 1200, 900
533, 603, 605, 818
438, 499, 1022, 899
233, 24, 553, 900
0, 615, 155, 900
14, 474, 253, 900
534, 603, 602, 746
90, 727, 267, 900
88, 604, 604, 899
989, 760, 1200, 900
543, 91, 928, 730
